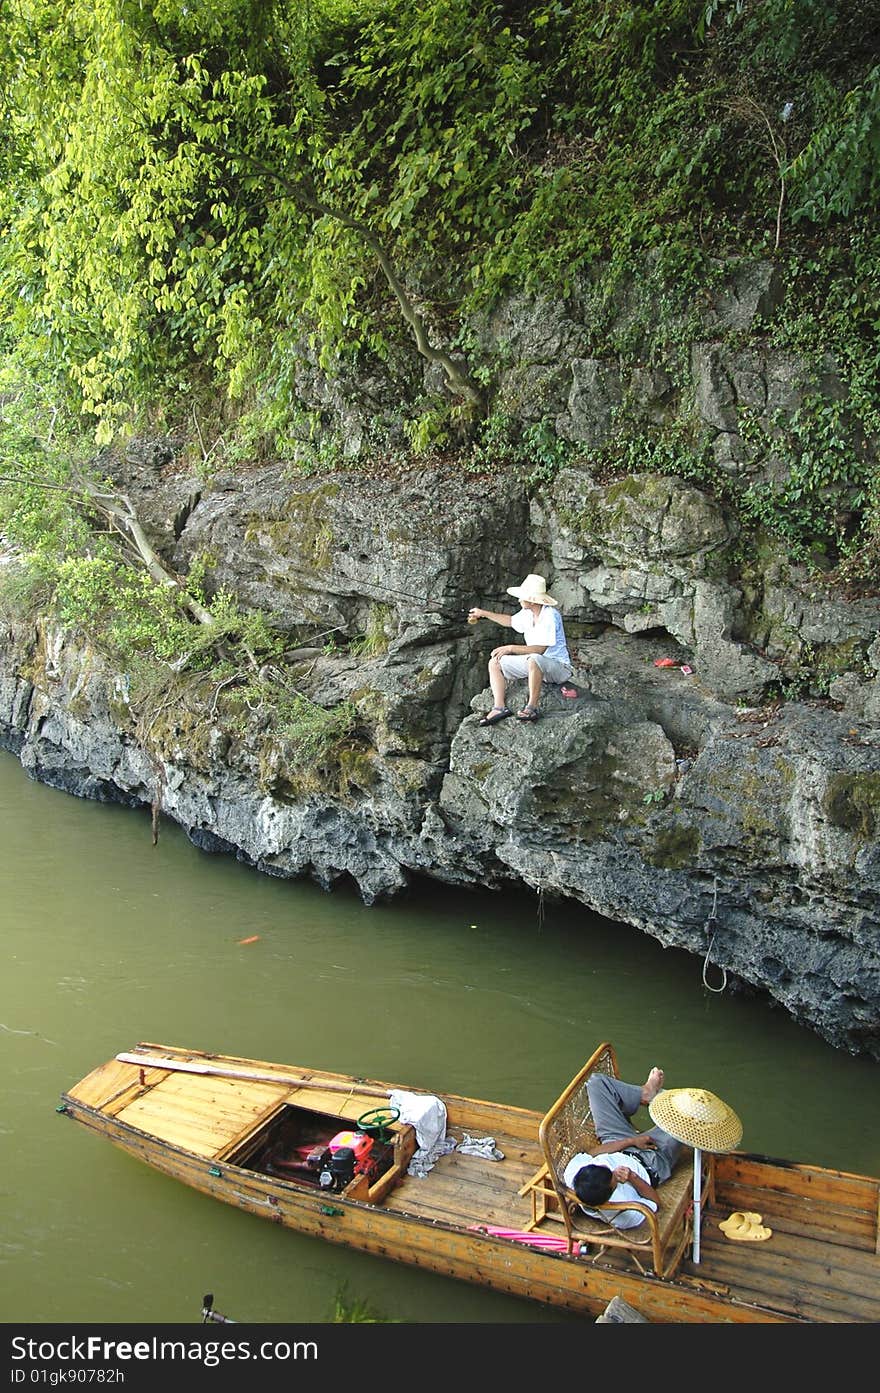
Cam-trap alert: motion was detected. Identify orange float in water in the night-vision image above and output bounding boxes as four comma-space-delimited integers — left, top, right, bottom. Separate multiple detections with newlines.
237, 935, 260, 945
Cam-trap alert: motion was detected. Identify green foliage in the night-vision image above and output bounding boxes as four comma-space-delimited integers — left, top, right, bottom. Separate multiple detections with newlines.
224, 677, 357, 768
788, 65, 880, 224
275, 690, 357, 759
0, 361, 93, 570
403, 405, 451, 456
54, 556, 282, 668
597, 419, 718, 490
0, 0, 585, 443
348, 602, 393, 657
331, 1284, 396, 1323
1, 0, 879, 580
739, 222, 880, 572
766, 638, 872, 703
738, 398, 871, 563
1, 2, 878, 424
0, 359, 285, 668
465, 413, 574, 490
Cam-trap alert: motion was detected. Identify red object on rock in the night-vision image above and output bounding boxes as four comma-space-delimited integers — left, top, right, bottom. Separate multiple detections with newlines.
653, 657, 677, 668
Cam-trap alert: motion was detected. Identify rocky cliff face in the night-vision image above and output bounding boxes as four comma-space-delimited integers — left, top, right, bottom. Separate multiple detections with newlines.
2, 263, 879, 1058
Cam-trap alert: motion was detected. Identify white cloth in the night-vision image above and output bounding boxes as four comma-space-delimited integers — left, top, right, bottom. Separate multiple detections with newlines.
388, 1090, 447, 1152
458, 1134, 504, 1160
406, 1135, 457, 1179
563, 1150, 658, 1230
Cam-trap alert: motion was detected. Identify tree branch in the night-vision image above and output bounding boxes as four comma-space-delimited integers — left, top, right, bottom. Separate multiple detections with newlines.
85, 484, 216, 627
733, 95, 786, 251
239, 154, 484, 410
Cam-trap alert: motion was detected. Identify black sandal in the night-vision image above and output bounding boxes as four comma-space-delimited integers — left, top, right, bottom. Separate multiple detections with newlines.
516, 704, 539, 721
479, 706, 512, 726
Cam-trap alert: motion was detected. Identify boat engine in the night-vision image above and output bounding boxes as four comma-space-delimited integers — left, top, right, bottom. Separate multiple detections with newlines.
267, 1141, 333, 1178
318, 1130, 378, 1192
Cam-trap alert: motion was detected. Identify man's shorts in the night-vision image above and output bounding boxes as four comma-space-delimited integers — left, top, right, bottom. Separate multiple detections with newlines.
499, 654, 572, 684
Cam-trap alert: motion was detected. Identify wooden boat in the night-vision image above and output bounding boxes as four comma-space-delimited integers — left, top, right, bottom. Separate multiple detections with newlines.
59, 1040, 880, 1323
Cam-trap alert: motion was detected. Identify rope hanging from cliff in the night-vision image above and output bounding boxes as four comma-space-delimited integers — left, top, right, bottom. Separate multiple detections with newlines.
701, 879, 728, 994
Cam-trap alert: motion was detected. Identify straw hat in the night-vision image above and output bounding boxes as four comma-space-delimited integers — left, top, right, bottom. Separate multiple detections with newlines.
506, 573, 558, 607
719, 1210, 772, 1242
648, 1086, 743, 1153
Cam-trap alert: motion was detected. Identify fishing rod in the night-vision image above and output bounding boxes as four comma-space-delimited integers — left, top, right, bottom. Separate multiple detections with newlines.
354, 578, 510, 621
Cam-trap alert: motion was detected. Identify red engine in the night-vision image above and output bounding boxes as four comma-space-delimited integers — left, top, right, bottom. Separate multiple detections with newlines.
318, 1130, 377, 1191
267, 1122, 395, 1192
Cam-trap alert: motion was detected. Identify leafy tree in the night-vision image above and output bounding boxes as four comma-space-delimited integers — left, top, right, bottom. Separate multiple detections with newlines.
2, 0, 880, 576
0, 1, 576, 440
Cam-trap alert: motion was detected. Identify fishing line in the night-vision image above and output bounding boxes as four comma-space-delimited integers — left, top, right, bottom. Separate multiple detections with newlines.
701, 878, 727, 994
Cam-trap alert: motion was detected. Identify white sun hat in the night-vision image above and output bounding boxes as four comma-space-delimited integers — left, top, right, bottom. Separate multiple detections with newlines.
506, 573, 558, 607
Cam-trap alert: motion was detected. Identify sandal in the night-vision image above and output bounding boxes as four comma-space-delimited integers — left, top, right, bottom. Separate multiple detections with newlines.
516, 704, 539, 721
479, 706, 512, 727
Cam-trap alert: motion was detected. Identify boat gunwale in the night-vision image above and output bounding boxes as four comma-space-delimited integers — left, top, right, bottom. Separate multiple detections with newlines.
59, 1091, 574, 1249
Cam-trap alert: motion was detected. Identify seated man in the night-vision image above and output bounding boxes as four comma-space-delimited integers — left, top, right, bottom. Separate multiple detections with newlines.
469, 572, 572, 724
562, 1066, 682, 1229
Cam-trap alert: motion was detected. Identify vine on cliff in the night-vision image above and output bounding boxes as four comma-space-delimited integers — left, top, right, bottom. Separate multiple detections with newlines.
2, 0, 879, 583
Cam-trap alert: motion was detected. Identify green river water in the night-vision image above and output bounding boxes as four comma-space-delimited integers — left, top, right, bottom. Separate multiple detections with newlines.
2, 748, 879, 1325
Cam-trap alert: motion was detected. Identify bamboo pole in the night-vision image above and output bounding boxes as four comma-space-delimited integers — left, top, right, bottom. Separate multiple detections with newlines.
116, 1052, 394, 1099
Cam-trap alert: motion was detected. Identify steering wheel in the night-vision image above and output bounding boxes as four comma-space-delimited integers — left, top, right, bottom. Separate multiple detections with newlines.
356, 1106, 401, 1141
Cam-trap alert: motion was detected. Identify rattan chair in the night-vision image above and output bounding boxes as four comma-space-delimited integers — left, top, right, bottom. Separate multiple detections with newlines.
518, 1042, 711, 1278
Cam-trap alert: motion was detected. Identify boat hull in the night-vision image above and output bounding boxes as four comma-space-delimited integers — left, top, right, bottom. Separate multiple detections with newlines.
60, 1094, 786, 1323
59, 1043, 880, 1323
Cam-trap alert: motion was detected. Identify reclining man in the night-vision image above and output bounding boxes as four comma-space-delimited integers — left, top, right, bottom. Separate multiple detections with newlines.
563, 1067, 683, 1229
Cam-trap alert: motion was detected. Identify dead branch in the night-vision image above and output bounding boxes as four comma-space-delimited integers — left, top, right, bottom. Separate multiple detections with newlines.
730, 94, 786, 250
85, 485, 216, 627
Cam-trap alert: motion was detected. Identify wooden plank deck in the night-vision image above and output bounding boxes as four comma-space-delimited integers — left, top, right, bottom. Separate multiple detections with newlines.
384, 1128, 880, 1323
687, 1170, 880, 1323
385, 1125, 542, 1230
114, 1074, 292, 1157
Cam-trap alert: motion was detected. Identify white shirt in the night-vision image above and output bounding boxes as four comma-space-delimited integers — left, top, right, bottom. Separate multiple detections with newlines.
509, 605, 571, 666
562, 1150, 658, 1230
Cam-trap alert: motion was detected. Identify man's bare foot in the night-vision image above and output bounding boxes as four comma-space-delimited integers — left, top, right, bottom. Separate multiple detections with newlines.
641, 1067, 664, 1104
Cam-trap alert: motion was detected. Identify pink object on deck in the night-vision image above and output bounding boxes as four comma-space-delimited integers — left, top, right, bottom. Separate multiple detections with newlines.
468, 1224, 571, 1251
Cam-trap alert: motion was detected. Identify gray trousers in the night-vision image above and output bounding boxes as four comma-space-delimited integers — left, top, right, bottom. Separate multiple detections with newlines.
587, 1074, 682, 1184
499, 654, 572, 684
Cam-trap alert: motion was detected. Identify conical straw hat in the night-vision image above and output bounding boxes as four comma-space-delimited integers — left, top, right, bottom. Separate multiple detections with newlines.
648, 1087, 742, 1152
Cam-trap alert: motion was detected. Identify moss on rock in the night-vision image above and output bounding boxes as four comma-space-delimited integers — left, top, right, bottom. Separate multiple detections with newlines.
246, 482, 340, 572
824, 772, 880, 840
645, 822, 701, 869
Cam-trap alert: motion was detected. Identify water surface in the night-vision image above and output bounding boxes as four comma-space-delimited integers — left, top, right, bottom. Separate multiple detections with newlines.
2, 750, 878, 1323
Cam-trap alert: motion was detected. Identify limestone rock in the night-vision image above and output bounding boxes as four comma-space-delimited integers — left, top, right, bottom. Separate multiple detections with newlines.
2, 259, 879, 1063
